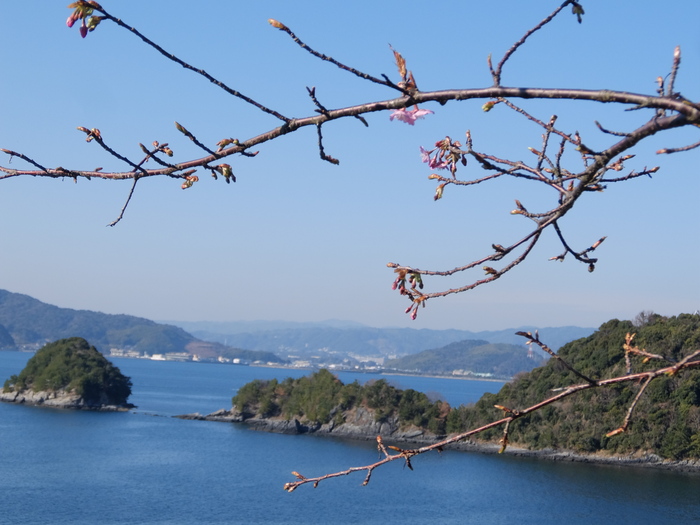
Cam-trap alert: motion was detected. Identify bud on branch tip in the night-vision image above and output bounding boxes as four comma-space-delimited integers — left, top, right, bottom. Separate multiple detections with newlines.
268, 19, 287, 30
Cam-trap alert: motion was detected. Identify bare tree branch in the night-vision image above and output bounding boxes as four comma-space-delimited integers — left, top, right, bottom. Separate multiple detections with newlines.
5, 1, 700, 318
283, 340, 700, 492
92, 3, 290, 122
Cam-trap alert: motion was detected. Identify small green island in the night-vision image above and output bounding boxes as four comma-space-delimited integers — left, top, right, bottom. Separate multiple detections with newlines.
1, 337, 134, 410
187, 313, 700, 466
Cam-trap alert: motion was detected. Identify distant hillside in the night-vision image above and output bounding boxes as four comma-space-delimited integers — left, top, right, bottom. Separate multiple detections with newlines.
168, 319, 367, 335
0, 290, 284, 362
0, 290, 195, 354
170, 323, 593, 359
384, 339, 546, 378
0, 323, 15, 349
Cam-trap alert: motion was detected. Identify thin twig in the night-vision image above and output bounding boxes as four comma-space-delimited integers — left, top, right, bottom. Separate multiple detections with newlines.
174, 122, 218, 157
108, 177, 140, 227
270, 20, 404, 93
95, 6, 289, 122
516, 330, 597, 385
492, 1, 572, 85
606, 375, 653, 437
315, 124, 339, 165
284, 355, 700, 491
667, 46, 682, 97
657, 140, 700, 154
0, 149, 50, 174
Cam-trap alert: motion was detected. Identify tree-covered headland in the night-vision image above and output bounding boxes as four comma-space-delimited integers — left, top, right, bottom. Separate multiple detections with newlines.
235, 314, 700, 461
448, 313, 700, 460
233, 368, 450, 435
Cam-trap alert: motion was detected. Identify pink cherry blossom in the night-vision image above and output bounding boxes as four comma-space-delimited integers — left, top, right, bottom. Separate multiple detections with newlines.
419, 146, 449, 170
66, 13, 79, 28
389, 107, 433, 126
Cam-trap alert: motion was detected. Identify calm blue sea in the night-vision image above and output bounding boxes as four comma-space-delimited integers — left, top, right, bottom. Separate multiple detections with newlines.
1, 351, 699, 524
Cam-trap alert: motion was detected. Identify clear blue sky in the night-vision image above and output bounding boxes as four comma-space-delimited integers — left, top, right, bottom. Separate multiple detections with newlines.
0, 1, 698, 331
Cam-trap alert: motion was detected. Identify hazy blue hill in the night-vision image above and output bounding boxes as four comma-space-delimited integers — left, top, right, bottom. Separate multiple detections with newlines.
170, 322, 593, 359
0, 323, 15, 349
0, 290, 195, 354
384, 339, 546, 378
186, 326, 485, 358
0, 290, 284, 362
168, 319, 367, 335
0, 288, 592, 365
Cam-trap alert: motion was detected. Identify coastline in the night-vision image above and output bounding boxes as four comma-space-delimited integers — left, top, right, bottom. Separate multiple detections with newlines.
0, 389, 134, 411
176, 408, 700, 474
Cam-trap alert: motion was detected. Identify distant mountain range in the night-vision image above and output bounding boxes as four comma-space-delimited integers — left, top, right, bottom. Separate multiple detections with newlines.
167, 320, 594, 358
0, 289, 595, 377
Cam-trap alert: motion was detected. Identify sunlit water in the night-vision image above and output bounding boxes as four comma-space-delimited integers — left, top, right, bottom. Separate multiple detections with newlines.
1, 352, 698, 524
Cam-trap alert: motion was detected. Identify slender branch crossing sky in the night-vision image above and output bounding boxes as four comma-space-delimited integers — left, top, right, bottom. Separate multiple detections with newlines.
0, 1, 698, 330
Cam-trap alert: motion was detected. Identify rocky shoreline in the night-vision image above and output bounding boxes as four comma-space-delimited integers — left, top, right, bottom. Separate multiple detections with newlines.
0, 389, 134, 411
176, 407, 700, 473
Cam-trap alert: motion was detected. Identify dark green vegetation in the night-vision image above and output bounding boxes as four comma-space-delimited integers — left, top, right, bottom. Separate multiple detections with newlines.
233, 314, 700, 461
0, 289, 284, 362
3, 337, 132, 405
384, 339, 545, 378
232, 369, 450, 435
448, 314, 700, 460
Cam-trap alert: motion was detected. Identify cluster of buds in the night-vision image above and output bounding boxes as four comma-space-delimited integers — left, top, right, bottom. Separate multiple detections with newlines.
389, 264, 426, 320
391, 267, 423, 294
180, 170, 199, 190
76, 126, 101, 142
606, 154, 635, 172
420, 137, 467, 177
404, 296, 427, 320
66, 1, 103, 38
216, 138, 239, 152
154, 141, 173, 157
211, 163, 235, 184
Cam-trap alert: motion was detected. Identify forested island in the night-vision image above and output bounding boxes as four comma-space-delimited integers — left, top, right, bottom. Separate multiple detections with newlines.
193, 314, 700, 465
1, 337, 134, 410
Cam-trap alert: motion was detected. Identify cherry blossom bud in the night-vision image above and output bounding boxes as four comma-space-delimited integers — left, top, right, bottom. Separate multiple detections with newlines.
591, 237, 606, 250
434, 183, 446, 201
268, 19, 287, 30
87, 16, 102, 31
